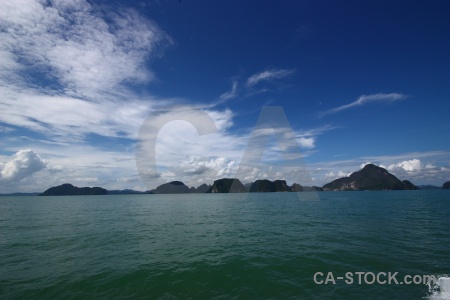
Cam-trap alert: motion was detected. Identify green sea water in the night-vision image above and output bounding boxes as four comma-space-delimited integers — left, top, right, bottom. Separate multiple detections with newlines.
1, 190, 449, 299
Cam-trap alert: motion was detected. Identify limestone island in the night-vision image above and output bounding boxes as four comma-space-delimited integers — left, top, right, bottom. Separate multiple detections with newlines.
40, 183, 107, 196
322, 164, 418, 191
39, 164, 436, 195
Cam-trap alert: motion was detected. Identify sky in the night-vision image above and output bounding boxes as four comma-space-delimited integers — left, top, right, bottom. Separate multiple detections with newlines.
0, 0, 449, 193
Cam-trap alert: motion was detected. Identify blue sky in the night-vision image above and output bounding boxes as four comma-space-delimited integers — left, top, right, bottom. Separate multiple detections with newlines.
0, 0, 449, 192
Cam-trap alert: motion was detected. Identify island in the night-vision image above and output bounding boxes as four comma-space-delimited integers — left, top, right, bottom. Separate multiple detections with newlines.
38, 164, 429, 196
443, 181, 450, 189
40, 183, 107, 196
147, 181, 212, 194
148, 181, 192, 194
195, 183, 211, 193
417, 185, 441, 190
206, 178, 247, 193
249, 179, 292, 192
291, 183, 303, 192
107, 189, 146, 195
322, 164, 418, 191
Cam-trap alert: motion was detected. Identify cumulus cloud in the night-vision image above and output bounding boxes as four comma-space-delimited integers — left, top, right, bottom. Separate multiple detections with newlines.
172, 156, 236, 178
325, 171, 336, 179
360, 162, 373, 169
400, 159, 422, 172
297, 137, 315, 149
387, 159, 422, 172
320, 93, 406, 117
0, 150, 47, 183
247, 68, 295, 86
325, 170, 348, 179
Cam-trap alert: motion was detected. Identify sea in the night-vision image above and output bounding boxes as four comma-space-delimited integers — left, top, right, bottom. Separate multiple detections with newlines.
0, 190, 449, 299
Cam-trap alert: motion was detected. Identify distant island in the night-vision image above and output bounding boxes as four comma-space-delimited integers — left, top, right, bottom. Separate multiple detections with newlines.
107, 189, 147, 195
35, 164, 449, 196
207, 178, 246, 193
40, 183, 107, 196
148, 164, 420, 193
417, 185, 441, 190
249, 179, 292, 192
146, 178, 317, 194
0, 192, 40, 196
148, 181, 199, 194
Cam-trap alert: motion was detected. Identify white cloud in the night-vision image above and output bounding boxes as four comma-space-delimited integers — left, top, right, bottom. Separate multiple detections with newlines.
0, 89, 157, 140
325, 171, 336, 178
296, 125, 339, 138
215, 68, 295, 104
0, 149, 47, 183
0, 0, 173, 143
0, 0, 171, 100
247, 68, 295, 86
360, 162, 373, 168
387, 159, 422, 172
337, 171, 351, 177
220, 80, 239, 101
250, 125, 337, 151
50, 165, 64, 172
398, 159, 422, 172
172, 156, 237, 178
297, 137, 315, 149
320, 93, 406, 117
73, 177, 98, 183
325, 170, 348, 179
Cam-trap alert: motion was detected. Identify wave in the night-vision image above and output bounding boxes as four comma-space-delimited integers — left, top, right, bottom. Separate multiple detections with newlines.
428, 276, 450, 300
